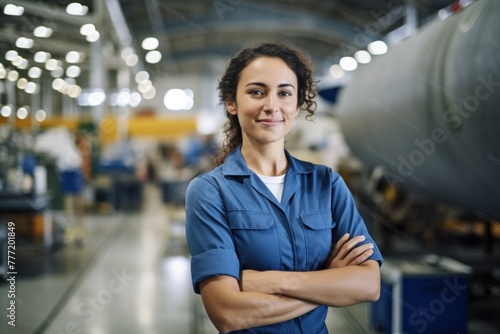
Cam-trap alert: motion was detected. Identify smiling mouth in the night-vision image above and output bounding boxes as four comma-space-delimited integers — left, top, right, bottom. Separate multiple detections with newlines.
257, 119, 284, 124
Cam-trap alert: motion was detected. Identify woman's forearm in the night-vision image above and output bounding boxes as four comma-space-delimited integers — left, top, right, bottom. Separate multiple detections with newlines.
200, 276, 318, 333
242, 260, 380, 307
277, 260, 380, 306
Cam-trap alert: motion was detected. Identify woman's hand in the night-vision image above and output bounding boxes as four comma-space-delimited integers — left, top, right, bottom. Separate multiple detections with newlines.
324, 233, 374, 269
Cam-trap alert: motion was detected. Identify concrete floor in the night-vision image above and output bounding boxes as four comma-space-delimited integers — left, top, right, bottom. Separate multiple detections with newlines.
1, 184, 498, 333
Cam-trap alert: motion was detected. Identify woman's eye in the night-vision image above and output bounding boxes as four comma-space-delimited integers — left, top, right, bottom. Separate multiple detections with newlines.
279, 91, 292, 96
249, 90, 263, 95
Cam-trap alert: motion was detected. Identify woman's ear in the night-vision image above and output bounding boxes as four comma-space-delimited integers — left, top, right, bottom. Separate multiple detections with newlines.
226, 100, 237, 115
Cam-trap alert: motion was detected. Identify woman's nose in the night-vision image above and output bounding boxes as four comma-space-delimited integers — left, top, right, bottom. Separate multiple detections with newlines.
263, 95, 278, 113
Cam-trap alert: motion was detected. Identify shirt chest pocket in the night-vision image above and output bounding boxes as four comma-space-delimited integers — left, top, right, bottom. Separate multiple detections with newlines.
300, 210, 336, 270
228, 211, 280, 271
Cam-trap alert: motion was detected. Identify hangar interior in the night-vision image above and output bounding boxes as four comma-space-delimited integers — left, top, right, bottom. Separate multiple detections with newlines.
0, 0, 499, 333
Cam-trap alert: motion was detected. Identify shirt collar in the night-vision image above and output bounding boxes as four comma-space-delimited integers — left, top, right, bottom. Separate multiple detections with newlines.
221, 146, 315, 176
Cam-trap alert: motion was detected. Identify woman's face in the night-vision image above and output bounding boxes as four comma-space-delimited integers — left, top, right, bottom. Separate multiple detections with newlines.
226, 56, 299, 148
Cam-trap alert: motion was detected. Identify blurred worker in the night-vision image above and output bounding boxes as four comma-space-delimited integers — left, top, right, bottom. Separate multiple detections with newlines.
185, 43, 383, 333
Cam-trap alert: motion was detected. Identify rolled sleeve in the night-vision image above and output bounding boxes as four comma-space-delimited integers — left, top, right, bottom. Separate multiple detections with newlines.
185, 175, 241, 294
191, 249, 241, 293
331, 172, 384, 267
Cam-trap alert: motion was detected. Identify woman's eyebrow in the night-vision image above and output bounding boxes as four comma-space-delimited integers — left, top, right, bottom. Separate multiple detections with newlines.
245, 82, 295, 89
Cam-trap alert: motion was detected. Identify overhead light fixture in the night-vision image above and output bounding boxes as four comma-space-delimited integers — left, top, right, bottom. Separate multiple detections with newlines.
16, 78, 28, 90
66, 65, 81, 78
51, 67, 64, 78
15, 37, 34, 49
34, 26, 53, 38
164, 89, 194, 111
28, 67, 42, 79
354, 50, 372, 64
7, 70, 19, 82
66, 51, 84, 63
329, 64, 344, 78
80, 23, 96, 36
34, 51, 51, 63
142, 37, 159, 50
125, 53, 138, 67
367, 41, 388, 55
35, 109, 47, 122
142, 87, 156, 100
86, 31, 100, 42
25, 82, 39, 94
339, 57, 358, 71
145, 50, 162, 64
135, 71, 150, 83
45, 59, 61, 71
68, 85, 82, 98
17, 106, 29, 120
4, 4, 24, 16
1, 105, 13, 117
5, 50, 18, 61
66, 3, 88, 16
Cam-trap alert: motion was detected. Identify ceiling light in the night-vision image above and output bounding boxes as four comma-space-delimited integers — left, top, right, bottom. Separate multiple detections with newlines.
329, 64, 344, 78
15, 37, 34, 49
7, 70, 19, 82
45, 59, 59, 71
142, 37, 159, 50
1, 105, 12, 117
66, 3, 88, 16
66, 51, 83, 63
34, 26, 53, 38
34, 51, 51, 63
125, 54, 138, 67
367, 41, 388, 55
17, 78, 28, 90
80, 23, 96, 36
4, 4, 24, 16
52, 78, 66, 91
135, 71, 150, 83
129, 92, 141, 107
12, 56, 23, 67
86, 31, 100, 42
28, 67, 42, 79
142, 87, 156, 100
66, 65, 81, 78
354, 50, 372, 64
68, 85, 82, 98
6, 50, 18, 61
164, 89, 193, 111
17, 107, 29, 120
25, 82, 39, 94
339, 57, 358, 71
18, 59, 29, 70
35, 109, 46, 122
51, 66, 64, 78
145, 50, 162, 64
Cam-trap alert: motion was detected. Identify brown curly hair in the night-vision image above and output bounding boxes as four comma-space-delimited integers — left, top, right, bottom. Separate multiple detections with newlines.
214, 42, 317, 166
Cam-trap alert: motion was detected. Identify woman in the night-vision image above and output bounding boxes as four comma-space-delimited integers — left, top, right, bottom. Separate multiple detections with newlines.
185, 42, 383, 333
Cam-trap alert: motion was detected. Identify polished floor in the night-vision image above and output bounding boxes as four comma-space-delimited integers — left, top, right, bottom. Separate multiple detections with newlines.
1, 184, 498, 333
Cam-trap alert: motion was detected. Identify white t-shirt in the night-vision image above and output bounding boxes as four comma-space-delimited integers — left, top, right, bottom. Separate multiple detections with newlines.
257, 173, 286, 202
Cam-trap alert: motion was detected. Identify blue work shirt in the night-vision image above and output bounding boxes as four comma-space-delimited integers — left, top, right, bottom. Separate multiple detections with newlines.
185, 147, 383, 334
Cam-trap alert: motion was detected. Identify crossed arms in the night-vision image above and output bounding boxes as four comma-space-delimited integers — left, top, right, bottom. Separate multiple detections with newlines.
199, 233, 381, 333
